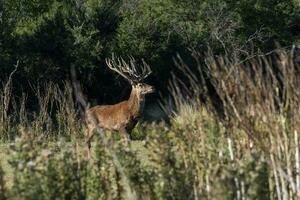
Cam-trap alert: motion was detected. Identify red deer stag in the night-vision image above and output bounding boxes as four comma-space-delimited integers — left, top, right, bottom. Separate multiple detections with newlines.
85, 56, 154, 157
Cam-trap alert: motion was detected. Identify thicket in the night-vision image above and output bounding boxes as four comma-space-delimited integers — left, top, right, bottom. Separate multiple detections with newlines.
0, 48, 300, 199
1, 0, 299, 101
1, 0, 300, 199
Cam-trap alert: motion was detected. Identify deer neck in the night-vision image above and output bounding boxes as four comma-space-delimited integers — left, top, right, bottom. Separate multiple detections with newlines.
128, 88, 145, 117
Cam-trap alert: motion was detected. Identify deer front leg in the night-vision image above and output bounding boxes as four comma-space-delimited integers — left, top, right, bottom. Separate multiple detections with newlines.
119, 127, 131, 145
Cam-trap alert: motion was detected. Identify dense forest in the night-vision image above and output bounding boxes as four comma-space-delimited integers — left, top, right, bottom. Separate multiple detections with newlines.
1, 0, 299, 103
1, 1, 300, 199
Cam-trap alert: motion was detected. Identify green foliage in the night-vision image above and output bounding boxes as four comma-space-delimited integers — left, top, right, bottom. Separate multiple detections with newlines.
130, 122, 147, 140
226, 0, 300, 45
0, 107, 275, 199
0, 164, 7, 200
1, 2, 300, 198
1, 47, 300, 199
8, 138, 88, 200
1, 0, 299, 99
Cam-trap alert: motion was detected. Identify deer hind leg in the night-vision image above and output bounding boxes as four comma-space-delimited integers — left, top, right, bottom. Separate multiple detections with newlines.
84, 124, 95, 160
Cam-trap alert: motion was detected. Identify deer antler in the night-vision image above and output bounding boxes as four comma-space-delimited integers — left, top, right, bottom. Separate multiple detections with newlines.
105, 55, 152, 84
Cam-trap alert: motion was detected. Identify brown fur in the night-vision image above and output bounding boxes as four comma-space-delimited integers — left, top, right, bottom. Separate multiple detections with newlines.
85, 83, 154, 158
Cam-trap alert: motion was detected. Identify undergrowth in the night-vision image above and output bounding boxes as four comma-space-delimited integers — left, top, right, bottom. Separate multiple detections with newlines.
0, 48, 300, 199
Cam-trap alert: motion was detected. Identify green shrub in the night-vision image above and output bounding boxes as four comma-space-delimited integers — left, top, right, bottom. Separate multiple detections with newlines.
8, 137, 88, 200
1, 49, 300, 199
0, 164, 7, 200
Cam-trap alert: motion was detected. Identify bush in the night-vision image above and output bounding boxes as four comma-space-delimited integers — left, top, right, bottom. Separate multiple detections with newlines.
1, 0, 299, 101
0, 164, 7, 200
1, 25, 300, 199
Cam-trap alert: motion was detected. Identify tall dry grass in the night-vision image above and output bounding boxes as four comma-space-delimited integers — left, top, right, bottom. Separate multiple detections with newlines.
0, 48, 300, 199
167, 46, 300, 199
0, 79, 82, 140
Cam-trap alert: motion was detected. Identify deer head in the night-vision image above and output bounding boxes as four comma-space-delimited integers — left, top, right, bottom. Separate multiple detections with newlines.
105, 56, 154, 95
133, 82, 154, 95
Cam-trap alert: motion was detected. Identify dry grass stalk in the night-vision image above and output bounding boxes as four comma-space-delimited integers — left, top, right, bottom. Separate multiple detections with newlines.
168, 46, 300, 199
0, 61, 19, 139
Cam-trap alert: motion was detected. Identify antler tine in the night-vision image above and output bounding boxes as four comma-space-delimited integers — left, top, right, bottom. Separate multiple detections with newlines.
140, 59, 152, 80
128, 57, 152, 81
120, 57, 141, 82
105, 57, 133, 82
106, 55, 152, 84
129, 57, 140, 76
120, 57, 134, 74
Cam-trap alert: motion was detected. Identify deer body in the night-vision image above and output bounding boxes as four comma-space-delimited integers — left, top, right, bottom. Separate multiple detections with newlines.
85, 86, 148, 136
85, 56, 153, 158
